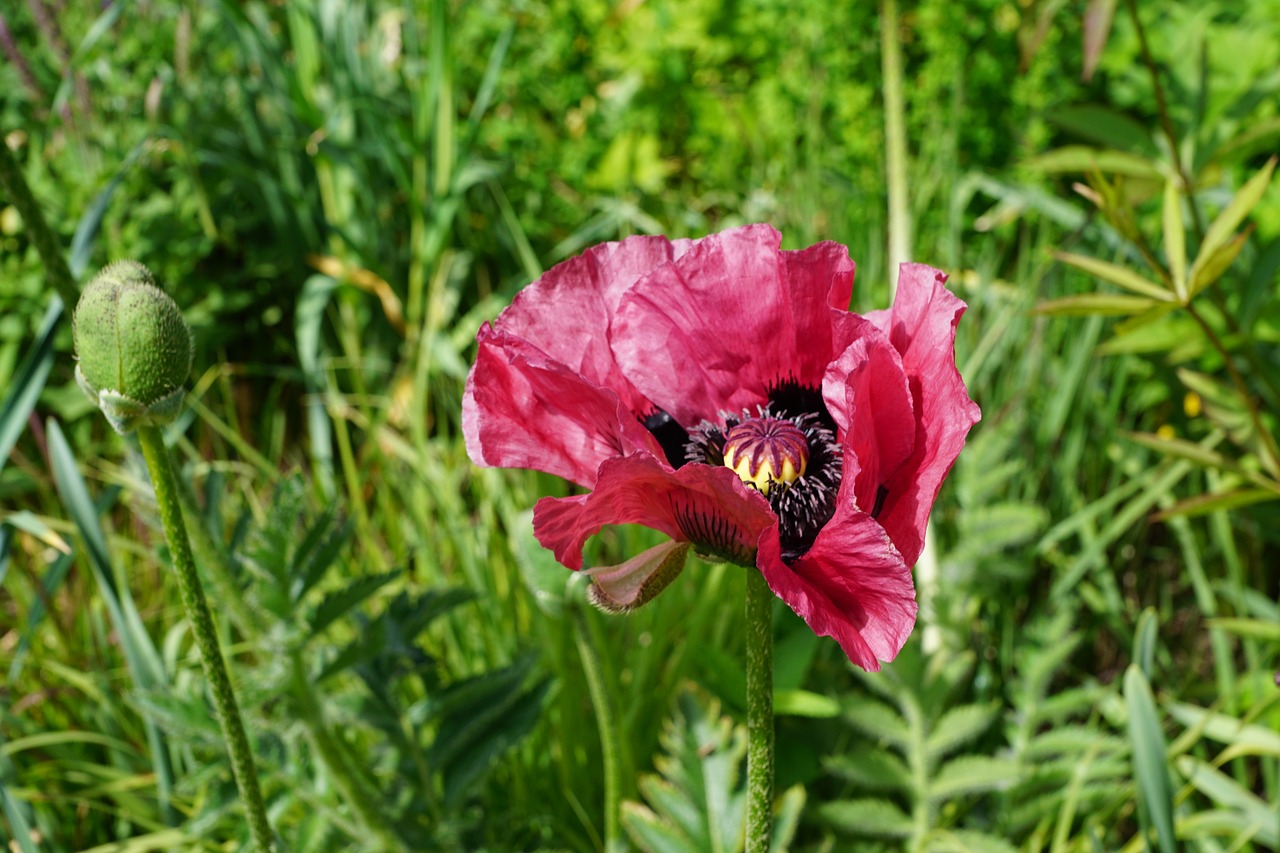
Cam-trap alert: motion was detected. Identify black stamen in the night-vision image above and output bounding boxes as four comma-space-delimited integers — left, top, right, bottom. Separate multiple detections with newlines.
767, 378, 836, 432
642, 409, 690, 469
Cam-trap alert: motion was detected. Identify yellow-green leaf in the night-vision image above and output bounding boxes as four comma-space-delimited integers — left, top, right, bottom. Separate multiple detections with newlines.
1188, 230, 1249, 299
1153, 487, 1280, 520
1034, 293, 1159, 317
1189, 156, 1276, 278
1024, 146, 1164, 178
1055, 251, 1173, 300
1162, 180, 1187, 300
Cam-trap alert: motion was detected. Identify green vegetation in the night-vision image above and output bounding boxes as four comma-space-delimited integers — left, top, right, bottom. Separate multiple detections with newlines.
2, 0, 1277, 850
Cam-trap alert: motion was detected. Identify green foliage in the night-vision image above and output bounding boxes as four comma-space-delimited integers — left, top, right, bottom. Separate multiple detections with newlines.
621, 689, 804, 853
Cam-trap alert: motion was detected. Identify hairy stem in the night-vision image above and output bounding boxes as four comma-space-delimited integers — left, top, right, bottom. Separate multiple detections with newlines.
135, 425, 274, 852
745, 568, 774, 853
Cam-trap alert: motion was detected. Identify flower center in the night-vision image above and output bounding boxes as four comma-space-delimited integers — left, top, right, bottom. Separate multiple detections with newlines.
722, 417, 809, 495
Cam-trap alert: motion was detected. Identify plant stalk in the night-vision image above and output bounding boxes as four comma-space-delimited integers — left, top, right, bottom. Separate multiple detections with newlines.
744, 568, 774, 853
135, 425, 274, 852
572, 606, 623, 853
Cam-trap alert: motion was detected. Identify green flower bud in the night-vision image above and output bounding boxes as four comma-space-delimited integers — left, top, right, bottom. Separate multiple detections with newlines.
73, 261, 193, 434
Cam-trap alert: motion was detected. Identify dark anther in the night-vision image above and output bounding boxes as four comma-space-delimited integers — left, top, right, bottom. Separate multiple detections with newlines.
642, 409, 691, 469
767, 378, 836, 432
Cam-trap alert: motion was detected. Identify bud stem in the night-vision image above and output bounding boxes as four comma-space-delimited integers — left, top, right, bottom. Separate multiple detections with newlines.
135, 425, 274, 851
744, 567, 774, 852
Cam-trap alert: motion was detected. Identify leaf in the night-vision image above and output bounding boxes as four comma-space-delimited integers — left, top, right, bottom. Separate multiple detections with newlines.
1163, 180, 1187, 299
1082, 0, 1117, 82
1034, 293, 1160, 317
1188, 230, 1250, 298
308, 569, 400, 638
1166, 702, 1280, 759
0, 299, 61, 478
817, 798, 913, 838
1177, 756, 1279, 846
925, 703, 999, 760
773, 689, 840, 718
843, 697, 910, 748
925, 829, 1020, 853
1054, 250, 1173, 300
928, 755, 1019, 801
1206, 617, 1280, 642
1132, 608, 1158, 680
1024, 146, 1163, 178
1153, 487, 1280, 520
439, 676, 550, 808
1189, 157, 1275, 281
1049, 105, 1153, 155
823, 749, 912, 792
1124, 666, 1176, 853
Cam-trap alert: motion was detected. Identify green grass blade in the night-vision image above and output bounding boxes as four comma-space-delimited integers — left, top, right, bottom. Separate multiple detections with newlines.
1124, 665, 1176, 853
0, 299, 62, 477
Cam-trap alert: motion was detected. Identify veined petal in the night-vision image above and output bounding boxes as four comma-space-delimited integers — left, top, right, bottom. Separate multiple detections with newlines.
755, 502, 916, 672
463, 326, 663, 488
496, 233, 695, 414
611, 224, 855, 425
533, 455, 776, 570
862, 264, 981, 565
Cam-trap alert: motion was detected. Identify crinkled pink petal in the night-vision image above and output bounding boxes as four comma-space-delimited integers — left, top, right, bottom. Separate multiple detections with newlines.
494, 234, 695, 414
463, 326, 663, 488
533, 454, 776, 570
755, 498, 916, 672
610, 224, 855, 425
822, 318, 916, 514
863, 264, 981, 565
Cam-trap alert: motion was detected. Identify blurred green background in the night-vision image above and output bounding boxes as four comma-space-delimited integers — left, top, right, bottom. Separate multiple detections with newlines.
1, 0, 1278, 850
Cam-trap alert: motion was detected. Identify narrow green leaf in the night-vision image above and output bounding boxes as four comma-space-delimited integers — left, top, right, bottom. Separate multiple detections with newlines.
1162, 181, 1187, 299
1054, 251, 1173, 300
1024, 146, 1163, 178
843, 698, 910, 748
1205, 617, 1280, 642
1034, 293, 1159, 317
823, 750, 911, 792
925, 703, 999, 760
1190, 156, 1275, 277
1166, 702, 1280, 758
1177, 756, 1278, 846
1049, 104, 1152, 155
1124, 665, 1176, 853
817, 798, 913, 839
1133, 608, 1159, 680
773, 689, 839, 718
621, 801, 699, 853
1153, 487, 1280, 520
1188, 230, 1249, 299
0, 299, 61, 477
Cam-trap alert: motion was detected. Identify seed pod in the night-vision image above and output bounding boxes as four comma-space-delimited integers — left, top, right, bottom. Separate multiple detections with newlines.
73, 260, 193, 434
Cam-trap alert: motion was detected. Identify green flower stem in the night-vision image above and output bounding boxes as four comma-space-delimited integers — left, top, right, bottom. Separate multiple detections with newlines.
572, 605, 623, 853
288, 650, 408, 851
135, 425, 273, 852
744, 567, 774, 853
0, 138, 79, 307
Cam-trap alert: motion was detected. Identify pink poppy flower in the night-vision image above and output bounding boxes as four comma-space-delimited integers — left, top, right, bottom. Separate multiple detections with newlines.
463, 224, 979, 671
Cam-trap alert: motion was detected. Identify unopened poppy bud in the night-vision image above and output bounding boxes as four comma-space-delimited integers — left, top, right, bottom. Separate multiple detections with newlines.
723, 417, 809, 495
73, 260, 193, 434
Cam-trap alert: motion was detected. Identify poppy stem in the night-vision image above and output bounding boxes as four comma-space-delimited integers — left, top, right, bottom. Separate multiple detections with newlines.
744, 567, 774, 852
135, 425, 274, 852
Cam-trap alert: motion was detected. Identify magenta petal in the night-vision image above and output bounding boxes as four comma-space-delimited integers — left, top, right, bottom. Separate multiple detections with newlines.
756, 503, 916, 671
611, 224, 855, 425
584, 540, 691, 612
533, 454, 775, 570
822, 320, 916, 514
863, 264, 981, 565
462, 326, 662, 488
496, 233, 695, 413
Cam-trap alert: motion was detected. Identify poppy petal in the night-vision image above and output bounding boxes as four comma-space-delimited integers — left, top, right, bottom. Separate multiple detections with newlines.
611, 224, 855, 425
463, 326, 663, 488
533, 455, 775, 570
755, 501, 916, 671
863, 264, 981, 565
